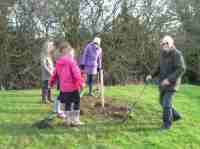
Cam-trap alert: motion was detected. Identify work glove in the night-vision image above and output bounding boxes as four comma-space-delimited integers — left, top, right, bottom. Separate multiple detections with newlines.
80, 65, 85, 70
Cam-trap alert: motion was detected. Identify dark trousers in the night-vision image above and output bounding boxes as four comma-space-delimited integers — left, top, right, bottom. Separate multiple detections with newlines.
42, 80, 49, 89
87, 74, 94, 94
58, 91, 80, 111
42, 80, 49, 96
159, 90, 180, 127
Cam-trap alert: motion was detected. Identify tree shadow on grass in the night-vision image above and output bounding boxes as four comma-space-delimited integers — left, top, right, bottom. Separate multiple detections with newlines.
78, 120, 161, 133
0, 123, 39, 136
0, 100, 42, 105
45, 117, 161, 134
0, 119, 162, 137
0, 93, 40, 98
0, 108, 49, 114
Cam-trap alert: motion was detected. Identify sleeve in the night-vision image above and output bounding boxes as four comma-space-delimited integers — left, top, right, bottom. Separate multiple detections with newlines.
71, 60, 84, 89
41, 58, 51, 74
80, 44, 89, 66
151, 66, 160, 78
167, 52, 186, 82
49, 67, 58, 87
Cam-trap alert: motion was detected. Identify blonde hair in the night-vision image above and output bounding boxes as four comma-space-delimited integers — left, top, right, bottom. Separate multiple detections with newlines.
57, 41, 75, 57
57, 41, 71, 50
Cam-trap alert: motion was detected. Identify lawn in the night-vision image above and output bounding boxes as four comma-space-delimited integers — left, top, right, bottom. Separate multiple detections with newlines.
0, 84, 199, 149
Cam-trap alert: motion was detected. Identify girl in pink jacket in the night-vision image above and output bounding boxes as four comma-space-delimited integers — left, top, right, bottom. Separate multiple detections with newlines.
49, 41, 84, 126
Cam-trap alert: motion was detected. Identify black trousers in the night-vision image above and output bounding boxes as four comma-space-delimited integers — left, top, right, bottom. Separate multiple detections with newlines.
57, 90, 80, 111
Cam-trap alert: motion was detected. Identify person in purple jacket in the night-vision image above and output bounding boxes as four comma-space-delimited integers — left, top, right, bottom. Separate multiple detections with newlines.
80, 37, 102, 96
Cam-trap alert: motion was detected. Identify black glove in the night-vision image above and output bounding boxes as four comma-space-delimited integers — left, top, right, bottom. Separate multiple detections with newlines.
80, 65, 85, 70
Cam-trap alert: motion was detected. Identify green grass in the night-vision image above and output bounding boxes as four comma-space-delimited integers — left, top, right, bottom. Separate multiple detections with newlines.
0, 85, 199, 149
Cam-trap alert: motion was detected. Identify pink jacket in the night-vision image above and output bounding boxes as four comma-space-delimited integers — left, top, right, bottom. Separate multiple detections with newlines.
49, 55, 84, 92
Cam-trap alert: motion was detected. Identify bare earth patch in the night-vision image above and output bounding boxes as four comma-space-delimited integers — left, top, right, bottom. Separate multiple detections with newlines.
80, 96, 129, 120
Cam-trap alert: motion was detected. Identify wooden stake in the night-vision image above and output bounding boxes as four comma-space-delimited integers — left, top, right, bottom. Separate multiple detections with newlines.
100, 69, 104, 108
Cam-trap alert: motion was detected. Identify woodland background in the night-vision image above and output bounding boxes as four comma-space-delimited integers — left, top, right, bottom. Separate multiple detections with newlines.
0, 0, 200, 89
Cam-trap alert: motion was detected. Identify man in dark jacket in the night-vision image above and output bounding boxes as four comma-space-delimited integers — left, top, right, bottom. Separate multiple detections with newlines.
146, 35, 186, 129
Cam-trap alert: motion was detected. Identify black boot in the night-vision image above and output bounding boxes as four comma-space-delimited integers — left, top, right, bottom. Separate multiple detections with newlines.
163, 107, 172, 129
172, 108, 181, 121
48, 89, 53, 103
87, 74, 94, 96
42, 89, 48, 104
88, 84, 94, 96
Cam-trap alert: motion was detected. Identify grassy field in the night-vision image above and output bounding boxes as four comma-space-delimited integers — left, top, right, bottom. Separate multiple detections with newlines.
0, 85, 199, 149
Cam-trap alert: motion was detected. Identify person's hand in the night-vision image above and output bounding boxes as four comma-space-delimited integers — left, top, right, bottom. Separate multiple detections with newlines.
82, 83, 86, 88
80, 65, 85, 70
48, 81, 54, 89
161, 79, 170, 86
48, 85, 54, 89
50, 70, 54, 76
146, 75, 152, 81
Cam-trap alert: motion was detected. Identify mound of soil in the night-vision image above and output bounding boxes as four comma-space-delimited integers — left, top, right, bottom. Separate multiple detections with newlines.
80, 96, 129, 120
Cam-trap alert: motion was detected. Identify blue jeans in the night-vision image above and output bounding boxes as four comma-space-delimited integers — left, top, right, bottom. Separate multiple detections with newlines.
42, 80, 49, 90
159, 90, 175, 108
159, 90, 176, 128
42, 80, 49, 96
87, 74, 94, 94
